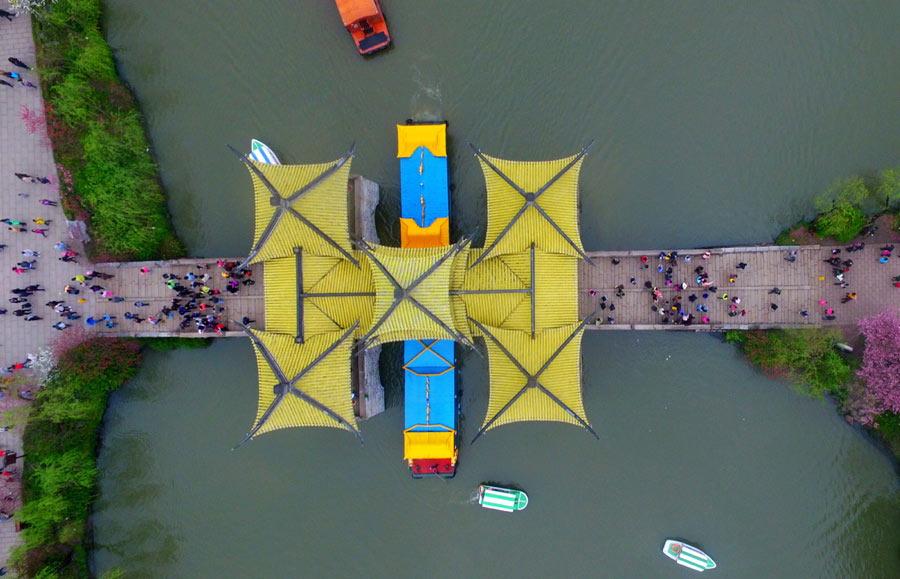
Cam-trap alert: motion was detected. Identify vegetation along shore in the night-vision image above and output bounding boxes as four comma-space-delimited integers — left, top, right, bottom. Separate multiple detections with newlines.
734, 167, 900, 463
30, 0, 183, 262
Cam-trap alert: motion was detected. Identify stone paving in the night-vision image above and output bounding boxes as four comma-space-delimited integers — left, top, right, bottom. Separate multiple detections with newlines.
580, 229, 900, 331
0, 7, 66, 567
90, 258, 264, 337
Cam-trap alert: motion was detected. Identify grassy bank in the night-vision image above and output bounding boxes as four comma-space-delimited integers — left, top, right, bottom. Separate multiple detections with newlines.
30, 0, 183, 262
725, 328, 854, 400
775, 168, 900, 245
10, 339, 142, 578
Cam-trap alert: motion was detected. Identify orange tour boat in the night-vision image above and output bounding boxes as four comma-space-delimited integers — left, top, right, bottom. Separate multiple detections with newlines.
334, 0, 391, 55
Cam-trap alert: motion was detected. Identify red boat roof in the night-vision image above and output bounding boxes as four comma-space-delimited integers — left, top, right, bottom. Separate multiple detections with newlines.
335, 0, 379, 26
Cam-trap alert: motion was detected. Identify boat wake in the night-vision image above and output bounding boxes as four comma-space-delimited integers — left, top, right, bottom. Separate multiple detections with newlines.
409, 64, 443, 122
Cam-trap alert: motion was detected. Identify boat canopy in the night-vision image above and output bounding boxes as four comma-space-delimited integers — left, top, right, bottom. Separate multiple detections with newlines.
335, 0, 379, 26
403, 339, 456, 428
403, 428, 455, 460
397, 124, 447, 158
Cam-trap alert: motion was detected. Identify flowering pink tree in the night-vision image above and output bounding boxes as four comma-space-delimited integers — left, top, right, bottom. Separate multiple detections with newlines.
857, 309, 900, 424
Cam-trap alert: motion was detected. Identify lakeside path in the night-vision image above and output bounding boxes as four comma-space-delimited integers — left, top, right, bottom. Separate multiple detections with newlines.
0, 7, 74, 566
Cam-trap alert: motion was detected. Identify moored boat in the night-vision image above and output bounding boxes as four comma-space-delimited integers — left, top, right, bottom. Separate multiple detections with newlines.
478, 485, 528, 512
334, 0, 391, 55
662, 540, 717, 572
398, 122, 458, 478
249, 139, 281, 165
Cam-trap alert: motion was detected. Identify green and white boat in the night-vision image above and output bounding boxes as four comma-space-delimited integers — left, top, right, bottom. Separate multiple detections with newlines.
663, 539, 717, 572
477, 485, 528, 513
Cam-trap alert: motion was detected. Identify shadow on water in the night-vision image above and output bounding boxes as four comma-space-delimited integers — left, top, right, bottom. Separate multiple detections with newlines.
92, 518, 181, 579
93, 432, 182, 577
94, 432, 162, 509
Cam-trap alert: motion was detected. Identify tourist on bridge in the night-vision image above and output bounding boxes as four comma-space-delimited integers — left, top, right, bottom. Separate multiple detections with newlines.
39, 199, 57, 207
736, 262, 747, 269
32, 228, 48, 237
785, 250, 797, 262
21, 249, 39, 257
134, 301, 149, 308
52, 322, 70, 331
841, 293, 858, 303
85, 317, 97, 326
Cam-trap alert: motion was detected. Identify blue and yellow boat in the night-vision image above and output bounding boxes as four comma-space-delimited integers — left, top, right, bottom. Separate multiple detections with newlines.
398, 122, 458, 477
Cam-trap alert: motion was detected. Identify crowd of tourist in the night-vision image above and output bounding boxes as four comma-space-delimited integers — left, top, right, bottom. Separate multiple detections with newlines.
587, 242, 899, 327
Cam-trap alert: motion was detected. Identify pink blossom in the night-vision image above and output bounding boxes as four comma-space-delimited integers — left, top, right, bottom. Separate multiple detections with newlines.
856, 309, 900, 424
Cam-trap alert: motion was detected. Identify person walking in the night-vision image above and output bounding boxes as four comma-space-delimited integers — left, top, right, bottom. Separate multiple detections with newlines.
8, 57, 31, 70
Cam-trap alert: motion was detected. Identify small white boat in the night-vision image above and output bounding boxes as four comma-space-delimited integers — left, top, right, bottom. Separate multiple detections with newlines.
249, 139, 281, 165
477, 485, 528, 513
663, 539, 717, 572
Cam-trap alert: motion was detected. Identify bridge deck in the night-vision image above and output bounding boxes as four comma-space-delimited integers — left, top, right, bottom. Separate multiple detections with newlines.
579, 244, 899, 330
91, 258, 264, 338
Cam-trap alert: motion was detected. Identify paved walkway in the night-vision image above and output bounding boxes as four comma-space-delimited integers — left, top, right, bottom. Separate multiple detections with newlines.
0, 6, 62, 567
91, 258, 264, 337
580, 236, 900, 330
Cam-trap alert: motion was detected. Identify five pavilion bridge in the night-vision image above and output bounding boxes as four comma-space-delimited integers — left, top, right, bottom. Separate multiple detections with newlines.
90, 135, 899, 449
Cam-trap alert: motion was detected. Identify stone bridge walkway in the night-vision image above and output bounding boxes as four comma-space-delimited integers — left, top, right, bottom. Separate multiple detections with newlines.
580, 239, 900, 331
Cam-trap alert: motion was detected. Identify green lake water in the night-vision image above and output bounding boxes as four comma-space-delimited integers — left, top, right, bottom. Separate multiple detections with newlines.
93, 1, 900, 576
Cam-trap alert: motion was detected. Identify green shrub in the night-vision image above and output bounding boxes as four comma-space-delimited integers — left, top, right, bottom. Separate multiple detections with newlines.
33, 0, 183, 261
140, 337, 213, 351
876, 412, 900, 441
814, 199, 868, 242
877, 167, 900, 210
737, 329, 853, 398
724, 330, 747, 345
12, 339, 142, 578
